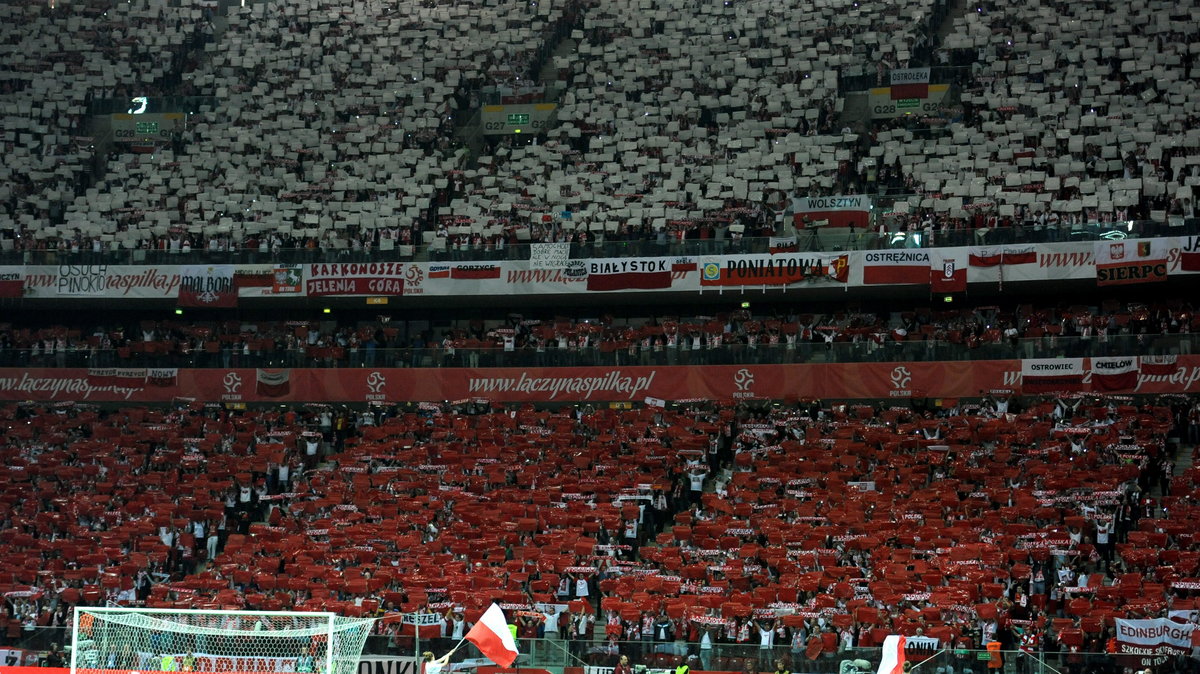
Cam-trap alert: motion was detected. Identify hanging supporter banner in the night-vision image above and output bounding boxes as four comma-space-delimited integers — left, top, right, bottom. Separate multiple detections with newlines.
305, 263, 405, 296
529, 243, 571, 269
1182, 235, 1200, 271
792, 195, 871, 228
1090, 357, 1139, 392
177, 265, 237, 308
86, 368, 147, 388
0, 271, 24, 298
450, 264, 502, 280
256, 369, 291, 398
699, 254, 849, 286
968, 245, 1037, 267
930, 252, 966, 292
890, 68, 931, 98
1020, 359, 1086, 393
429, 263, 504, 282
1141, 355, 1179, 377
862, 250, 931, 285
769, 236, 799, 254
586, 259, 673, 291
1114, 618, 1197, 669
272, 265, 304, 294
1094, 239, 1169, 286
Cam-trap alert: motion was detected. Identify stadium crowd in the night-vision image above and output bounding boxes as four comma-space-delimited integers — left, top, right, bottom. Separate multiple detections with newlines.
0, 299, 1195, 370
1, 394, 1199, 672
3, 0, 1200, 258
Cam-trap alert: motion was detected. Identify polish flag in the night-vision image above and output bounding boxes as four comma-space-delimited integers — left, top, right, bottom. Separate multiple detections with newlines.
1021, 358, 1085, 394
256, 369, 291, 398
1090, 357, 1138, 392
863, 251, 931, 285
1140, 355, 1178, 376
465, 603, 519, 668
877, 635, 906, 674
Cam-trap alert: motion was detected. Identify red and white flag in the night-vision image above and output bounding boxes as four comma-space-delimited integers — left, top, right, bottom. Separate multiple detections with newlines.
586, 259, 672, 291
147, 368, 179, 387
768, 236, 798, 254
969, 246, 1037, 267
1090, 357, 1138, 392
890, 68, 930, 99
0, 272, 24, 298
465, 603, 519, 668
876, 635, 906, 674
256, 369, 291, 398
1001, 245, 1037, 265
1021, 358, 1085, 394
930, 253, 966, 292
863, 251, 930, 285
452, 264, 501, 280
1182, 236, 1200, 271
87, 368, 147, 388
1140, 355, 1178, 376
792, 195, 871, 228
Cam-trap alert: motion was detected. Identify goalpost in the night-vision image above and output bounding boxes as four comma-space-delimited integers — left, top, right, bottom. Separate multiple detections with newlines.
71, 608, 374, 674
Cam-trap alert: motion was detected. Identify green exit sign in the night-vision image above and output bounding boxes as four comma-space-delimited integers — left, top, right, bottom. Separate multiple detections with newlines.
506, 113, 530, 125
135, 121, 160, 134
896, 98, 920, 109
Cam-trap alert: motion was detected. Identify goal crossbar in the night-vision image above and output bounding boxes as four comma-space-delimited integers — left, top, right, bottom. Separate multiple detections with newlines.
71, 608, 372, 674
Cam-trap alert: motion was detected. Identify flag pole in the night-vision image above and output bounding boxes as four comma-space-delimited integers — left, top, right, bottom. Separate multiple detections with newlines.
444, 637, 469, 658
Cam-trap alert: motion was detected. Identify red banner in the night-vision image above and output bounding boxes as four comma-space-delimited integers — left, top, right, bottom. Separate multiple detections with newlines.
0, 358, 1196, 403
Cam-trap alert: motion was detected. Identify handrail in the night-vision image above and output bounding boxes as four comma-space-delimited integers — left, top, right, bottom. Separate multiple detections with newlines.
1, 218, 1195, 267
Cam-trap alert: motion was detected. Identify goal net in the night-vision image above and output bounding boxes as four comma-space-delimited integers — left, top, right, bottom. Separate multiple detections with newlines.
71, 609, 374, 674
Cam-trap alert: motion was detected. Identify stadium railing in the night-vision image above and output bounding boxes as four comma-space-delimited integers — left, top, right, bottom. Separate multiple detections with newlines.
4, 334, 1193, 370
1, 218, 1195, 267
